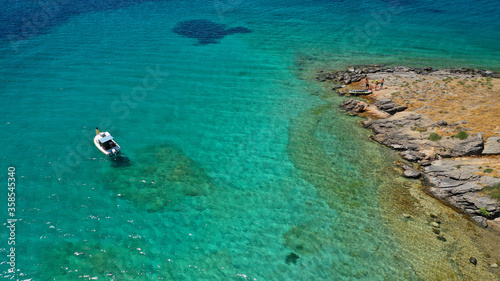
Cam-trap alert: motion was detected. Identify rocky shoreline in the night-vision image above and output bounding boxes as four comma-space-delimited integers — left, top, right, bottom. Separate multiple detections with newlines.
318, 66, 500, 230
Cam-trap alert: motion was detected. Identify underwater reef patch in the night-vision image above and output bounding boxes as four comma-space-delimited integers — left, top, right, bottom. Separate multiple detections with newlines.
285, 252, 300, 264
172, 19, 251, 45
38, 238, 172, 280
283, 224, 328, 255
104, 144, 215, 212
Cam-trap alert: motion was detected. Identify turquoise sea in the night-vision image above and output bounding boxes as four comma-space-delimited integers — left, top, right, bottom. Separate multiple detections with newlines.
1, 0, 500, 280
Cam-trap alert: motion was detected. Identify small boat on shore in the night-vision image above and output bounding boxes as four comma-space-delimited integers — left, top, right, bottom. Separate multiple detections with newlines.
348, 89, 372, 95
94, 127, 121, 156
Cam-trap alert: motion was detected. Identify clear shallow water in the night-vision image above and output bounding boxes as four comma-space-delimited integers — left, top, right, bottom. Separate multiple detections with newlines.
1, 0, 500, 280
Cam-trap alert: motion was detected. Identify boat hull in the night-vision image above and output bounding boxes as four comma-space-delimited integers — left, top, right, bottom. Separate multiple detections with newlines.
94, 132, 121, 156
348, 89, 372, 95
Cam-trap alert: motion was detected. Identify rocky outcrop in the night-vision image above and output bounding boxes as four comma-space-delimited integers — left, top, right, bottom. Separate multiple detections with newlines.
329, 66, 500, 229
362, 112, 484, 160
362, 110, 497, 227
316, 70, 365, 84
341, 98, 391, 118
360, 110, 497, 226
316, 65, 496, 85
340, 99, 368, 114
421, 160, 500, 225
374, 99, 408, 115
395, 161, 422, 178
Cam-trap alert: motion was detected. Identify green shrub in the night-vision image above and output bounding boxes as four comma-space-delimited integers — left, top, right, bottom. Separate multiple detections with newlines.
479, 207, 491, 218
483, 168, 494, 173
452, 131, 468, 140
484, 183, 500, 201
428, 133, 442, 141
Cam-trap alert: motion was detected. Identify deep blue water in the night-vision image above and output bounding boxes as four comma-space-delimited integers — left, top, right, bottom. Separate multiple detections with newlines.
1, 0, 500, 280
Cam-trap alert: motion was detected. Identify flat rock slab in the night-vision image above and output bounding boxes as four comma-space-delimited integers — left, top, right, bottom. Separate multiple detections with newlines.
483, 137, 500, 155
422, 159, 500, 220
480, 176, 500, 187
363, 112, 484, 159
403, 169, 422, 178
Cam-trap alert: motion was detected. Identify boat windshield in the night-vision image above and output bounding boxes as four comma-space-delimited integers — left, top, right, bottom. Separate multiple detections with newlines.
99, 135, 114, 143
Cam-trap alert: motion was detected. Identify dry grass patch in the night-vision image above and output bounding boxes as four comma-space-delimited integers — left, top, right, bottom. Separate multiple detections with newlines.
387, 76, 500, 138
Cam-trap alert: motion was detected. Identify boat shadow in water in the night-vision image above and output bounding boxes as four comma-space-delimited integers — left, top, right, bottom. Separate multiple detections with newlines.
110, 154, 132, 168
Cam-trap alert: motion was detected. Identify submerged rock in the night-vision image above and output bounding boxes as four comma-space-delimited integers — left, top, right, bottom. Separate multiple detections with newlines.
283, 225, 327, 255
437, 236, 447, 242
430, 222, 440, 228
285, 252, 300, 264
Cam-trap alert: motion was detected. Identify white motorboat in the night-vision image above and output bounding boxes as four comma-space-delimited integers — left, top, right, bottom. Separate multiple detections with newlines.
348, 89, 372, 95
94, 127, 121, 156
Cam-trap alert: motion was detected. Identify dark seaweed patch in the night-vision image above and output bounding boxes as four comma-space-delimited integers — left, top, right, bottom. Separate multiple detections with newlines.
104, 145, 215, 212
285, 252, 300, 264
172, 19, 251, 45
